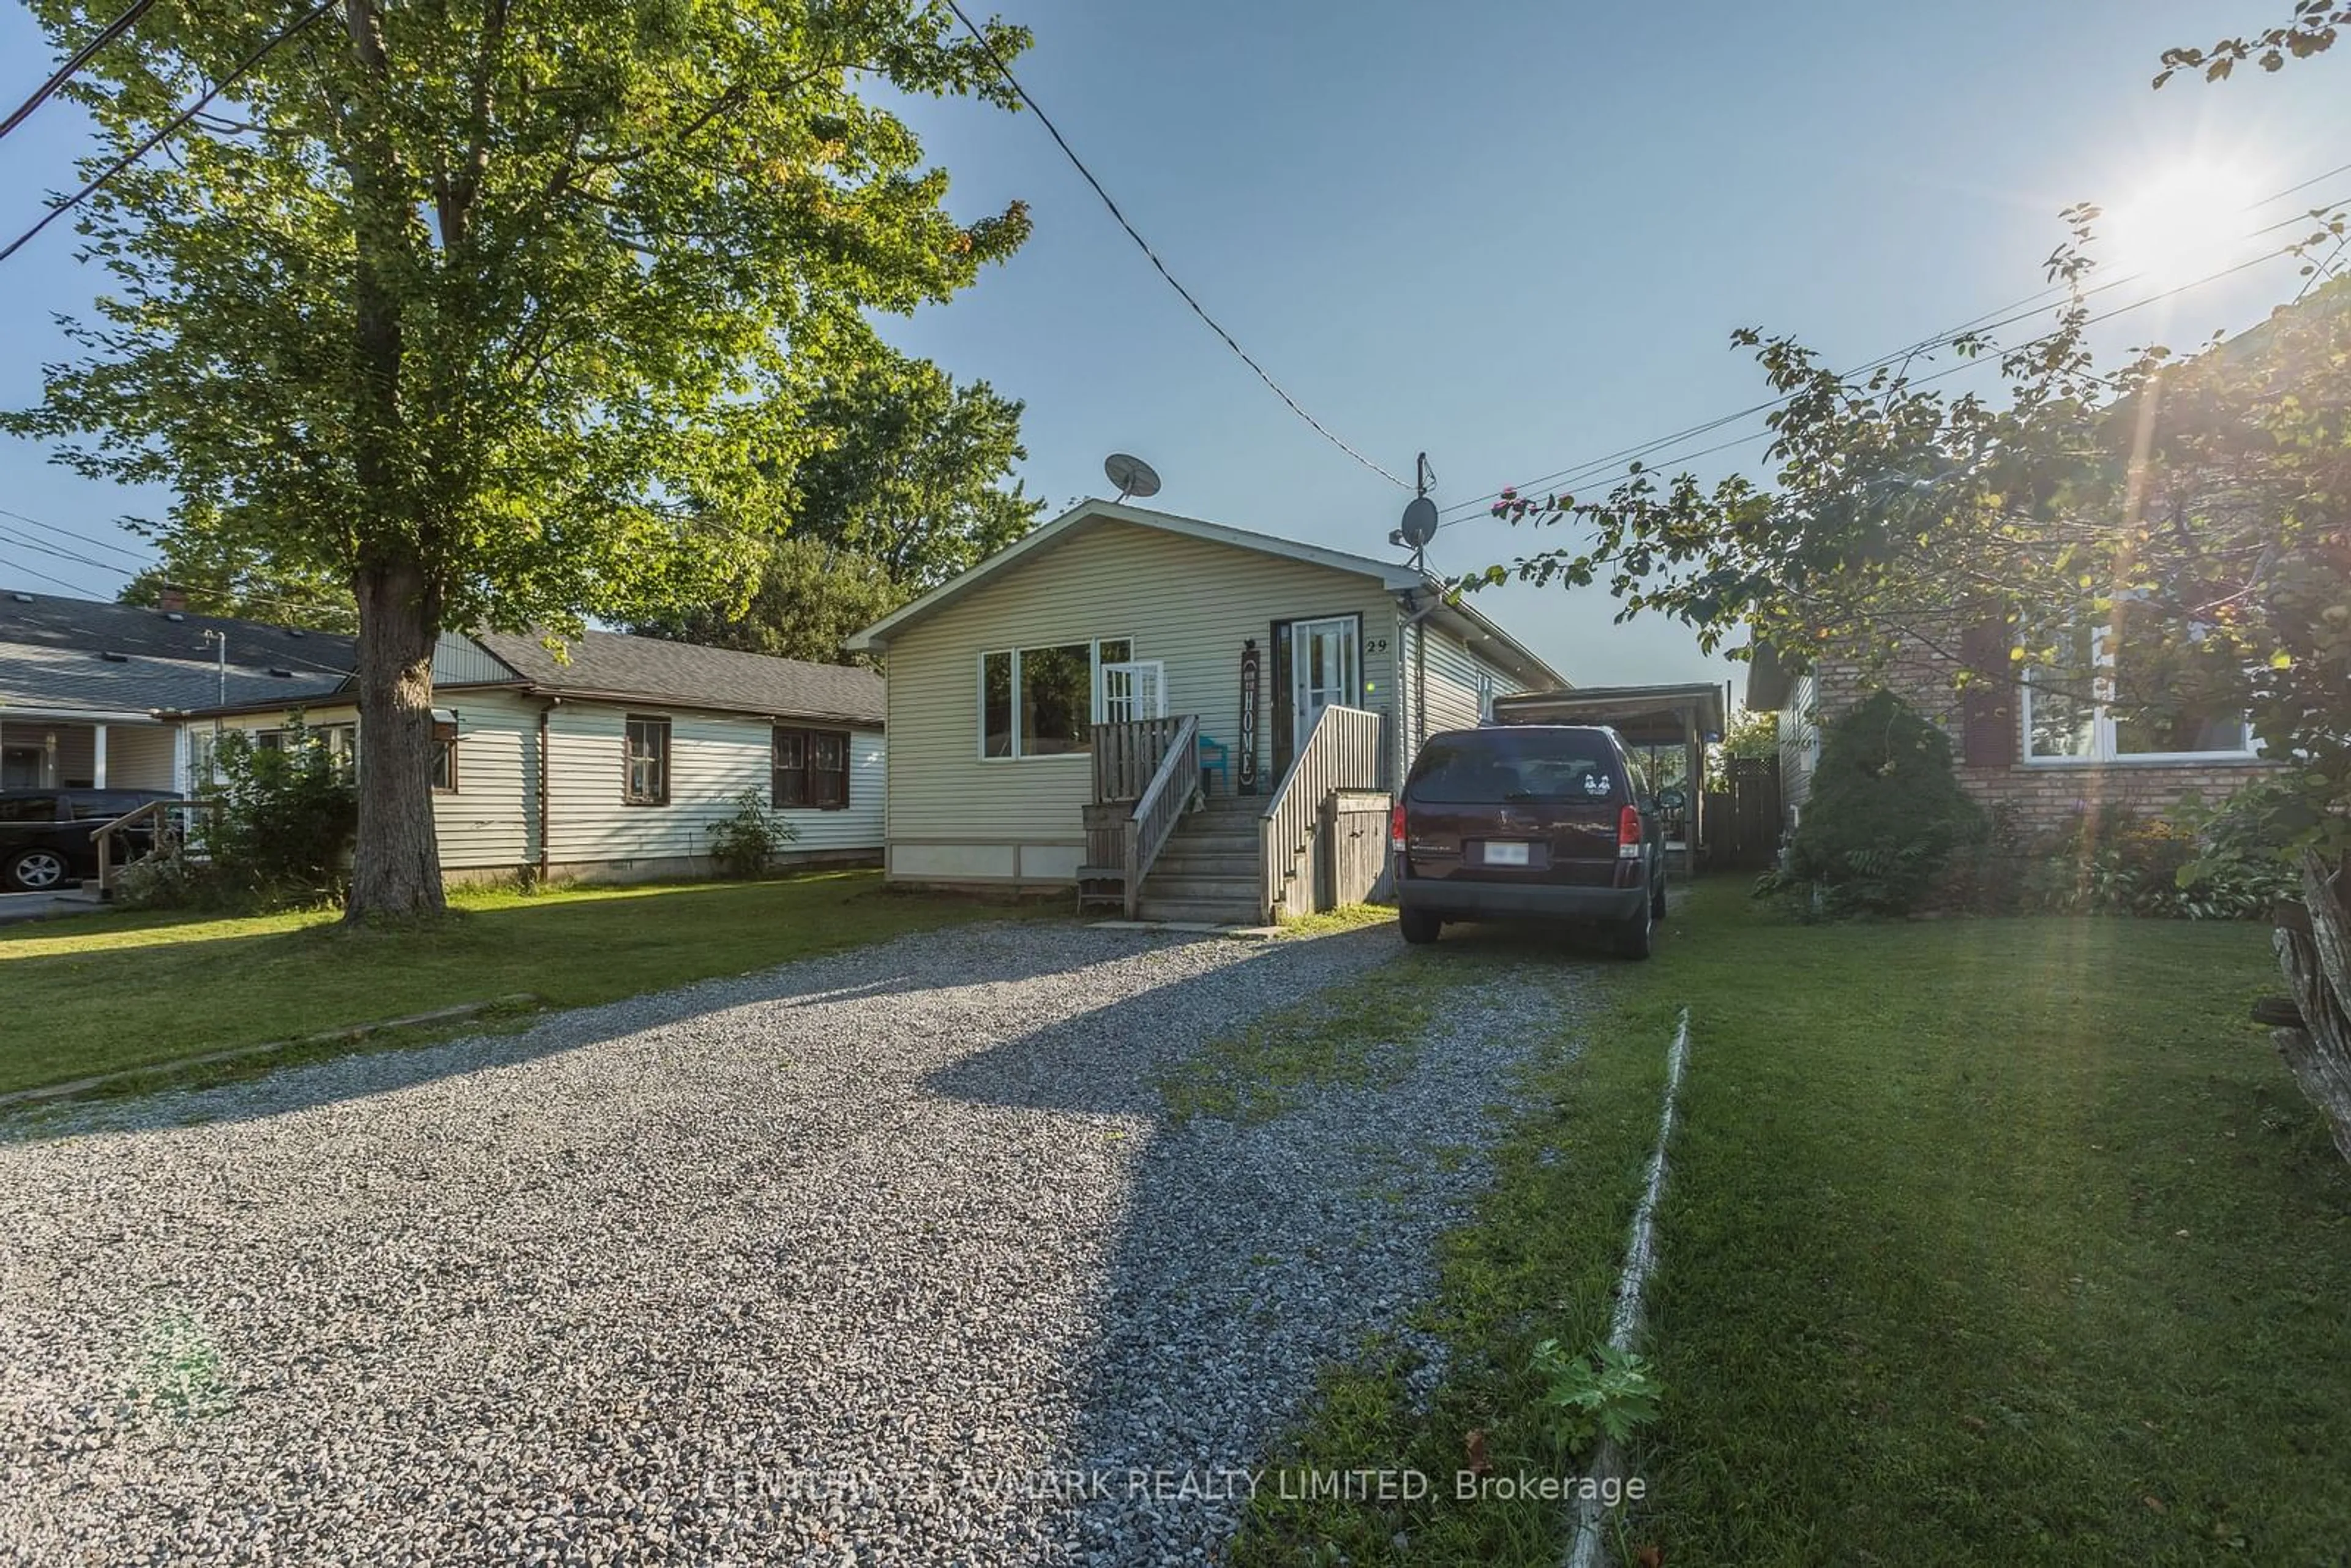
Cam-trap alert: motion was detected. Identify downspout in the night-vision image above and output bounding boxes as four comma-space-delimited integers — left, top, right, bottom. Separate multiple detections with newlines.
536, 697, 555, 885
1393, 588, 1444, 784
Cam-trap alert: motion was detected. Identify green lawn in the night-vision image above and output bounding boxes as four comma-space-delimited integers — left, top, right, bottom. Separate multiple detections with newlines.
0, 872, 1049, 1096
1235, 882, 2351, 1566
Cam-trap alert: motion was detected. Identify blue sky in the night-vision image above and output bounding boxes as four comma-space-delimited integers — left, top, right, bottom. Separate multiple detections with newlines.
2, 0, 2345, 697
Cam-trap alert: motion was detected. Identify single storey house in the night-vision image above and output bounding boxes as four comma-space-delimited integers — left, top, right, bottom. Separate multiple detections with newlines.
0, 587, 354, 793
1745, 626, 2273, 839
189, 628, 886, 883
846, 498, 1564, 922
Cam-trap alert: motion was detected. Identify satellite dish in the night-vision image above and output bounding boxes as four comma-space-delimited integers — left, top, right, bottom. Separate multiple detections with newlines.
1104, 452, 1161, 503
1398, 494, 1439, 549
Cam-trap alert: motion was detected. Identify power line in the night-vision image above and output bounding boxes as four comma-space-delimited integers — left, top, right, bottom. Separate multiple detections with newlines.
1439, 167, 2351, 525
0, 553, 105, 597
0, 0, 159, 142
937, 0, 1407, 489
1443, 227, 2316, 539
0, 506, 357, 630
0, 0, 332, 264
0, 507, 152, 567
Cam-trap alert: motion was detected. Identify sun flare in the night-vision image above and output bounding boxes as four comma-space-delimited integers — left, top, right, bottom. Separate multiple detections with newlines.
2104, 159, 2263, 282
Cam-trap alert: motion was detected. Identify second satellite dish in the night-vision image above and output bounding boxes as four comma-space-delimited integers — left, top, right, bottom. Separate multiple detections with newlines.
1104, 452, 1161, 503
1398, 495, 1439, 548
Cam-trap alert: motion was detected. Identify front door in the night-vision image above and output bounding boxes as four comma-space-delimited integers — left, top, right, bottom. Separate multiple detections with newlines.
1289, 615, 1360, 751
1, 746, 43, 789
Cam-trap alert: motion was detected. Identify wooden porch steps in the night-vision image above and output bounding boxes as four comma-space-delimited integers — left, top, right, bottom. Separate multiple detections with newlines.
1131, 795, 1264, 925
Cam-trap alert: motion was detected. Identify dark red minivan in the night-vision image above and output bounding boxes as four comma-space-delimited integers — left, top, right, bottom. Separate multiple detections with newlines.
1390, 724, 1670, 958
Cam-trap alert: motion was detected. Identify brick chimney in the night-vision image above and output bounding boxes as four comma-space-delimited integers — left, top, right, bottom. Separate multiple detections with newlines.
157, 586, 189, 613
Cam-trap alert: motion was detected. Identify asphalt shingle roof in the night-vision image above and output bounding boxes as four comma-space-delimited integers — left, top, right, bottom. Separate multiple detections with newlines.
0, 589, 353, 715
471, 630, 884, 727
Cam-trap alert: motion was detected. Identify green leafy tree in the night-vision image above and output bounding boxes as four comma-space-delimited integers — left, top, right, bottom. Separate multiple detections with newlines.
628, 533, 907, 665
784, 335, 1043, 586
118, 518, 358, 632
6, 0, 1033, 919
1467, 26, 2351, 1146
1708, 706, 1777, 790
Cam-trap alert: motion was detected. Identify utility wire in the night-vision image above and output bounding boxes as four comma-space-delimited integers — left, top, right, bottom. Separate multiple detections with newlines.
0, 0, 332, 264
1440, 168, 2351, 525
1445, 228, 2317, 538
0, 0, 158, 141
937, 0, 1407, 489
0, 508, 357, 631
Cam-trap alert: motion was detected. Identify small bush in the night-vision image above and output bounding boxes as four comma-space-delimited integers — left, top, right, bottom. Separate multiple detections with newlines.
201, 723, 359, 904
129, 721, 359, 911
1770, 690, 1982, 917
707, 790, 797, 878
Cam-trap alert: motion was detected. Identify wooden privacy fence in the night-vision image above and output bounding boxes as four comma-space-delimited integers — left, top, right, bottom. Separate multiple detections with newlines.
1701, 756, 1782, 871
1261, 705, 1385, 921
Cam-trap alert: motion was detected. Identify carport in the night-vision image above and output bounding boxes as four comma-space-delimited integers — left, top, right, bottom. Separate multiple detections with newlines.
1490, 683, 1727, 878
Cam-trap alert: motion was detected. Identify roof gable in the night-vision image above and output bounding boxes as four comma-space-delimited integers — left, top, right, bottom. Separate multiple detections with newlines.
846, 500, 1420, 651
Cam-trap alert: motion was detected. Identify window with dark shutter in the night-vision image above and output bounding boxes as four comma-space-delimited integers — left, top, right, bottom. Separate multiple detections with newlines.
1959, 617, 2019, 768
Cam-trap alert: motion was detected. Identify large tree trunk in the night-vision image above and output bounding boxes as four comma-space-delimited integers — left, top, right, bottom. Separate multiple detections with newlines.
2271, 850, 2351, 1163
347, 559, 446, 921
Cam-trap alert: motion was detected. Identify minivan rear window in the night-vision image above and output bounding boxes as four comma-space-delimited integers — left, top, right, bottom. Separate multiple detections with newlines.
1407, 730, 1622, 804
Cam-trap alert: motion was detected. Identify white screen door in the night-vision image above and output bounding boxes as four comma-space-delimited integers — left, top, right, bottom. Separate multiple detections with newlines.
1289, 617, 1359, 742
1099, 660, 1166, 723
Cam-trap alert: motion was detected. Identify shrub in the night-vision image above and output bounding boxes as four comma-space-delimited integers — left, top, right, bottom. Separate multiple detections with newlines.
197, 721, 360, 905
707, 789, 797, 877
1772, 689, 1983, 917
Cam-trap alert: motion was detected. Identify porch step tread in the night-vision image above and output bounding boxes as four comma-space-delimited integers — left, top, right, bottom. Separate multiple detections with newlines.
1142, 875, 1259, 900
1163, 833, 1259, 853
1151, 854, 1258, 877
1134, 898, 1263, 923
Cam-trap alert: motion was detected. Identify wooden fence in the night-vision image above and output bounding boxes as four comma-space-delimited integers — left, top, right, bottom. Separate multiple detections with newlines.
1701, 756, 1783, 871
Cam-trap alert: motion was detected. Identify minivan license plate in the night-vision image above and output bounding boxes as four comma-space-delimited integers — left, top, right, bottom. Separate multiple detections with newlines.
1483, 841, 1531, 867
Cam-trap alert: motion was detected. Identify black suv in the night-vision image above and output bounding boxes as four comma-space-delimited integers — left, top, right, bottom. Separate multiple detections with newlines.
0, 789, 179, 892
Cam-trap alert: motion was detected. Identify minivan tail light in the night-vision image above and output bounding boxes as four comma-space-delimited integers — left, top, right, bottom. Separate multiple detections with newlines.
1618, 804, 1643, 860
1390, 803, 1408, 853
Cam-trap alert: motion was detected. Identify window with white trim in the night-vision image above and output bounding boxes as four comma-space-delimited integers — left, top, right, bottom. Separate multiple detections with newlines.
980, 637, 1135, 759
2022, 616, 2256, 763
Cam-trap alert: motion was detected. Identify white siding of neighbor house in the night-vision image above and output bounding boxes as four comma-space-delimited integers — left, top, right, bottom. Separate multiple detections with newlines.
104, 724, 178, 790
183, 691, 882, 879
879, 518, 1402, 885
539, 703, 883, 875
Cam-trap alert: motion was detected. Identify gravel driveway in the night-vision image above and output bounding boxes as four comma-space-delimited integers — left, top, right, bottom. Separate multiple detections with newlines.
0, 920, 1587, 1566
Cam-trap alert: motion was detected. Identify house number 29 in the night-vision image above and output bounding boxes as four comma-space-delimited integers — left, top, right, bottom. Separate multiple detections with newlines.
1365, 637, 1390, 654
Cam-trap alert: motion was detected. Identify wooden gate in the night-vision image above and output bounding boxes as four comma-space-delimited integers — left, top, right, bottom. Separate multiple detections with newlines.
1703, 756, 1783, 871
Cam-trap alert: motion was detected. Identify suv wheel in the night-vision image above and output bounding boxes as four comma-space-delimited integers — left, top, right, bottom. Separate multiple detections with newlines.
1616, 898, 1655, 961
1399, 907, 1441, 945
6, 847, 69, 892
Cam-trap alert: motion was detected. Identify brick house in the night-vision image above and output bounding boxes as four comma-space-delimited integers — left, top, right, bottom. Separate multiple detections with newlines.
1745, 619, 2274, 842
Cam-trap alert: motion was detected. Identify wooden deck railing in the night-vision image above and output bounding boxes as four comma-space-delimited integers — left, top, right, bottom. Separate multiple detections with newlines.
1259, 705, 1384, 922
92, 798, 217, 893
1092, 716, 1188, 803
1119, 713, 1199, 918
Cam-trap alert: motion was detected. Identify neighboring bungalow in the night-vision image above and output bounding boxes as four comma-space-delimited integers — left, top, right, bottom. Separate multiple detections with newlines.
846, 498, 1564, 922
189, 628, 885, 883
1744, 628, 2272, 839
0, 587, 353, 792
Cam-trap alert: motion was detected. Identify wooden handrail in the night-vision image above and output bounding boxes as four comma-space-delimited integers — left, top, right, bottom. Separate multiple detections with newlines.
90, 798, 218, 893
1123, 713, 1200, 919
1258, 705, 1385, 923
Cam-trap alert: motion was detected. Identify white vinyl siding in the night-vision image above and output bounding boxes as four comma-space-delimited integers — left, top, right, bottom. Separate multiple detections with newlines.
1397, 618, 1529, 785
542, 705, 883, 865
182, 691, 882, 875
103, 724, 178, 790
879, 520, 1400, 860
